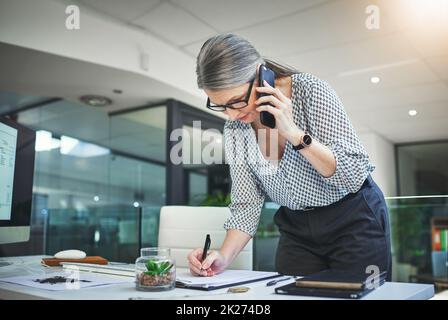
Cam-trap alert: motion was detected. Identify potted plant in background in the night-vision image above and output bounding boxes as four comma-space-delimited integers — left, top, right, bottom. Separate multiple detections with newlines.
197, 191, 231, 207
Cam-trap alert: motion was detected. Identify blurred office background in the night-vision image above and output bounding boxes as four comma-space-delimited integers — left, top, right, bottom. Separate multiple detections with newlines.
0, 0, 447, 291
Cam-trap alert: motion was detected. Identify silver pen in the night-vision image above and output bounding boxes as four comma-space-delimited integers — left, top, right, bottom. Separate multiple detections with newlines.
266, 276, 295, 286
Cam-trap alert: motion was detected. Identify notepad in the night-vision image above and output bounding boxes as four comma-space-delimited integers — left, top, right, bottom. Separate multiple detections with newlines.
0, 271, 133, 291
176, 269, 281, 290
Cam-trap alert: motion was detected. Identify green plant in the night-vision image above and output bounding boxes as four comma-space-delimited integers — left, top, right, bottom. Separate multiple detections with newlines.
389, 199, 432, 272
144, 260, 173, 276
198, 192, 231, 207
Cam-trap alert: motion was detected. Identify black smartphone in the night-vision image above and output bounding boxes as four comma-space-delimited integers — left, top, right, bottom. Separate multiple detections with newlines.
258, 64, 276, 128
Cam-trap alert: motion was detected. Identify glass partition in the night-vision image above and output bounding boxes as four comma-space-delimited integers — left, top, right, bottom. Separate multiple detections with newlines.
16, 100, 167, 210
109, 106, 167, 162
387, 196, 448, 289
0, 92, 167, 258
141, 206, 162, 248
397, 142, 448, 196
45, 207, 141, 263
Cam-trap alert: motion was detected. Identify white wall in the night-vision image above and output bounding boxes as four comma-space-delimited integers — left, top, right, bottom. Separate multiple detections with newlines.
358, 131, 397, 197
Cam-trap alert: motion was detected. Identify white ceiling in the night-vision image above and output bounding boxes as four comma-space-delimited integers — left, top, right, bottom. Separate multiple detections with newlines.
72, 0, 448, 143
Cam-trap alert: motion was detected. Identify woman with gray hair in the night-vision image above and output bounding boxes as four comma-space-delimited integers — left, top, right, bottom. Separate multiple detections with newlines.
188, 33, 392, 280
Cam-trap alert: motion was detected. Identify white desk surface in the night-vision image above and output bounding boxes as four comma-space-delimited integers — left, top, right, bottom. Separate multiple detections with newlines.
0, 256, 434, 300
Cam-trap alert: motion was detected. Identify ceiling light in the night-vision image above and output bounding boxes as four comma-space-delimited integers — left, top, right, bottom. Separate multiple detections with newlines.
80, 95, 112, 107
133, 202, 140, 208
93, 196, 100, 202
35, 130, 60, 152
60, 135, 110, 158
370, 76, 380, 84
60, 136, 79, 155
408, 110, 418, 116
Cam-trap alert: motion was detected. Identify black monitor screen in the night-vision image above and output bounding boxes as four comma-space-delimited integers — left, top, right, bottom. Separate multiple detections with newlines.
0, 117, 35, 227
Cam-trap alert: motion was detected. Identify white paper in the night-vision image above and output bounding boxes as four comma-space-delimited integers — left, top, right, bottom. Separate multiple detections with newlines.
0, 270, 134, 291
176, 269, 279, 287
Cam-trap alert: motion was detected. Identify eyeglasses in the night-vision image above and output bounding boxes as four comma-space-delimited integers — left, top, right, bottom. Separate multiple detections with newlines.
206, 78, 255, 112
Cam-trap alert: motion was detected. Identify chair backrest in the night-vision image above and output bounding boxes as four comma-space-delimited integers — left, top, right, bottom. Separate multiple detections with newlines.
157, 206, 253, 270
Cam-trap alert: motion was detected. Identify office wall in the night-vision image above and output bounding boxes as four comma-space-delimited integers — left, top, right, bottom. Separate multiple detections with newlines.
358, 131, 397, 197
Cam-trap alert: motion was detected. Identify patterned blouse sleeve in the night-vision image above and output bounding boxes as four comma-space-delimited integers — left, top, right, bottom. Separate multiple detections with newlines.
223, 122, 265, 237
307, 78, 373, 193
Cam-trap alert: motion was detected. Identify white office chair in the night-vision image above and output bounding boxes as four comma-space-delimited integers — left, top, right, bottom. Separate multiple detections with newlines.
157, 206, 253, 270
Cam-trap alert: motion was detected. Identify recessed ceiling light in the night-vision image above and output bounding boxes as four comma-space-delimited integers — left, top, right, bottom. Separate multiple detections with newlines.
133, 201, 140, 208
93, 195, 100, 202
80, 95, 112, 107
408, 110, 418, 116
370, 76, 380, 84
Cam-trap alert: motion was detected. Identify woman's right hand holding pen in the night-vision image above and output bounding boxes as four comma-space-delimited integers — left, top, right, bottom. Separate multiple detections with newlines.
187, 248, 228, 277
188, 229, 252, 277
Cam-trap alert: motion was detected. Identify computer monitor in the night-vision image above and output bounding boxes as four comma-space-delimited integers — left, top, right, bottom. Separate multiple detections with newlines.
0, 117, 36, 248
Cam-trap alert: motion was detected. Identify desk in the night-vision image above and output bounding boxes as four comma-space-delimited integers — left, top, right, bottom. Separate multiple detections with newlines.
0, 256, 434, 300
410, 273, 448, 292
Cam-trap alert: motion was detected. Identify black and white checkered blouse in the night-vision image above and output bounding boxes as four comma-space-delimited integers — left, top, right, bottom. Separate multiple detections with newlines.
223, 72, 374, 236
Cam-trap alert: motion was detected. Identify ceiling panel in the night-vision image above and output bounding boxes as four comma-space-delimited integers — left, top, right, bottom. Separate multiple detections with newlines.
352, 101, 448, 125
341, 81, 448, 112
170, 0, 329, 32
379, 0, 448, 30
324, 60, 439, 97
182, 39, 207, 57
132, 2, 217, 46
234, 0, 400, 57
281, 32, 420, 77
404, 27, 448, 58
379, 0, 448, 58
370, 118, 448, 143
77, 0, 161, 22
425, 55, 448, 81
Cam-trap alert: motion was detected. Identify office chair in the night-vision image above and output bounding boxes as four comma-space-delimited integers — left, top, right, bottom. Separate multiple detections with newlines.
157, 206, 253, 270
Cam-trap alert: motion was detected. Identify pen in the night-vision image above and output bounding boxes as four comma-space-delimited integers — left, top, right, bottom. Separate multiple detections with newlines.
201, 234, 211, 268
266, 276, 294, 286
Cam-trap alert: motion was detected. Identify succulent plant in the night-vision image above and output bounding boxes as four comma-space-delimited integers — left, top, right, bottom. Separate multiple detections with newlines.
144, 260, 173, 276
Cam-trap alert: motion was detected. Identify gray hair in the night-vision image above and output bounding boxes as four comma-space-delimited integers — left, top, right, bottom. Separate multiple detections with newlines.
196, 33, 299, 90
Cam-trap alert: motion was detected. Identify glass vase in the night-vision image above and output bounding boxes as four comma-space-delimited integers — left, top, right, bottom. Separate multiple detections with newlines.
135, 247, 176, 291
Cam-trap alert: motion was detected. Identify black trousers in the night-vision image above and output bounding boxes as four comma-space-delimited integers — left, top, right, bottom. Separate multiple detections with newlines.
274, 176, 392, 281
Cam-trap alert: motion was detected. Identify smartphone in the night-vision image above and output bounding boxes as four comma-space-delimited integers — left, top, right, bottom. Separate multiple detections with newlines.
258, 64, 276, 128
